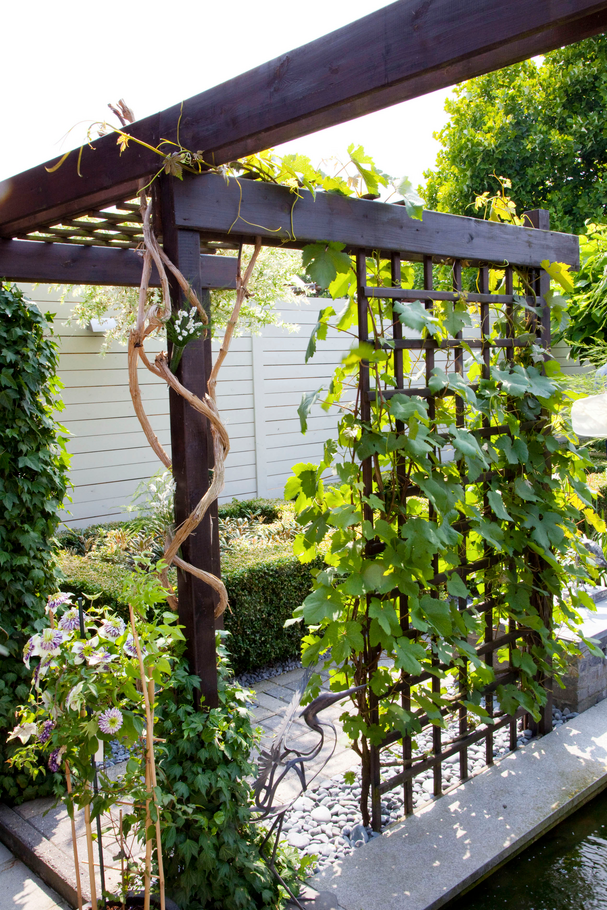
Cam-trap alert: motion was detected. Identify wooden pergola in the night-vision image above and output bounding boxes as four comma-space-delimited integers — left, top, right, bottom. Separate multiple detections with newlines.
1, 0, 606, 709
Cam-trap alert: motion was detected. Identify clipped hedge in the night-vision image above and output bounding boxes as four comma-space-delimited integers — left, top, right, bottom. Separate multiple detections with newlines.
217, 497, 283, 523
223, 554, 321, 673
57, 545, 317, 674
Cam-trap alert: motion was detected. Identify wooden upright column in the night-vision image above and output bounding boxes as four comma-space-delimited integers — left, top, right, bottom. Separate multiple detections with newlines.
525, 207, 553, 736
159, 177, 220, 708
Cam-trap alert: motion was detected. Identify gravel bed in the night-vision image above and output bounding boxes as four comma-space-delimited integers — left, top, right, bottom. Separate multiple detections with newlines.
279, 706, 580, 875
236, 657, 302, 687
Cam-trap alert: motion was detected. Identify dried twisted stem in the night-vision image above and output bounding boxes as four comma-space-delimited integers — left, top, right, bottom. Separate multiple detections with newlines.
127, 187, 261, 620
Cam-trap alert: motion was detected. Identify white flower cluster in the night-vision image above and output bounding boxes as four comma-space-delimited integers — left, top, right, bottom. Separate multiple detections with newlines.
173, 307, 202, 344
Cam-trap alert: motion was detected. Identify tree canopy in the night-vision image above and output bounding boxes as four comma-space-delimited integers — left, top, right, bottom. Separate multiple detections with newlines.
423, 35, 607, 234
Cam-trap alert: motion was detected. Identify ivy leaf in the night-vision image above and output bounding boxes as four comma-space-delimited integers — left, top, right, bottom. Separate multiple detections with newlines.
478, 520, 505, 550
420, 595, 452, 637
302, 242, 352, 290
328, 504, 360, 529
343, 621, 365, 652
540, 259, 574, 293
302, 586, 343, 624
449, 426, 487, 464
495, 435, 528, 465
369, 598, 401, 637
394, 638, 425, 675
348, 143, 389, 196
305, 306, 336, 362
388, 394, 428, 422
530, 512, 564, 550
492, 365, 529, 397
284, 463, 320, 503
395, 176, 424, 220
298, 389, 323, 433
443, 301, 473, 336
525, 366, 555, 400
487, 490, 513, 521
514, 477, 539, 501
446, 572, 469, 599
394, 300, 440, 335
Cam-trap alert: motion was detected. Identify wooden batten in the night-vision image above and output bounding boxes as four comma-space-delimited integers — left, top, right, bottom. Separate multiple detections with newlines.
0, 239, 237, 289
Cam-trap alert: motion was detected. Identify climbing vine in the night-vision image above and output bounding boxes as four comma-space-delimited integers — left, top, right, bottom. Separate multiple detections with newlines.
287, 248, 602, 825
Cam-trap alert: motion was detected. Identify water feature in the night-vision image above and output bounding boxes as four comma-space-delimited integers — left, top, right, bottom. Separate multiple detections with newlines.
447, 785, 607, 910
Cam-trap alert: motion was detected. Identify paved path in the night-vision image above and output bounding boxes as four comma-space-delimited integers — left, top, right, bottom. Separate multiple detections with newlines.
0, 841, 69, 910
248, 667, 359, 800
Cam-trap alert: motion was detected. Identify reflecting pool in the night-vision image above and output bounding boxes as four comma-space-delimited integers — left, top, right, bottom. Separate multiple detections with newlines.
447, 786, 607, 910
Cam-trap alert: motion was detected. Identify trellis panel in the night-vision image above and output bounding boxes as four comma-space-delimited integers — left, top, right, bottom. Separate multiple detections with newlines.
353, 234, 556, 830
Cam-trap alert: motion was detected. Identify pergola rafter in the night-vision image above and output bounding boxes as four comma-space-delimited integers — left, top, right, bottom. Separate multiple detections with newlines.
0, 0, 602, 702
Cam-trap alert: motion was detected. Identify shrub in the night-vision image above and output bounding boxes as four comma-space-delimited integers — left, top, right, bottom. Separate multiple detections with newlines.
218, 498, 283, 523
0, 284, 70, 803
223, 550, 321, 674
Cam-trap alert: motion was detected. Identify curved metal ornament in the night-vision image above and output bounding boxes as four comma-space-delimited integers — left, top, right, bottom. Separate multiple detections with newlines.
251, 669, 364, 908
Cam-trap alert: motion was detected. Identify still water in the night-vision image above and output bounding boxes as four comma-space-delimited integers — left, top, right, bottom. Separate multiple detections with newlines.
446, 786, 607, 910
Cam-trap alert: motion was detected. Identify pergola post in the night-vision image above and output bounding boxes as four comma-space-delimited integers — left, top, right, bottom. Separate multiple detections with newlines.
159, 178, 220, 707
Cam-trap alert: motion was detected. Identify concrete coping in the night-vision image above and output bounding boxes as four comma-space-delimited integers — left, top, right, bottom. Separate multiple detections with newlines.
311, 697, 607, 910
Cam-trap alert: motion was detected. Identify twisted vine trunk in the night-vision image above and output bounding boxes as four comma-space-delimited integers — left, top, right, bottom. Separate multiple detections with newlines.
127, 185, 261, 656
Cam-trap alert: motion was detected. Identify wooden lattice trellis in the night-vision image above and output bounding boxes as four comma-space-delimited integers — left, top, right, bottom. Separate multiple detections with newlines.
354, 229, 554, 829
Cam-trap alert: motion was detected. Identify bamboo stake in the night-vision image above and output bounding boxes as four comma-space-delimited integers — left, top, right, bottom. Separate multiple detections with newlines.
129, 605, 165, 910
149, 677, 165, 910
83, 796, 98, 910
143, 747, 152, 910
65, 763, 84, 910
120, 809, 126, 910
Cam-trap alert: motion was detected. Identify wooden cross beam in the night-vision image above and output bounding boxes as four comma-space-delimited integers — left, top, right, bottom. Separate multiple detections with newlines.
1, 0, 606, 236
170, 174, 581, 269
0, 239, 237, 288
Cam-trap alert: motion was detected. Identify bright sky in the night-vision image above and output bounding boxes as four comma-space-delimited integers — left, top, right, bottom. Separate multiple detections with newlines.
1, 0, 453, 193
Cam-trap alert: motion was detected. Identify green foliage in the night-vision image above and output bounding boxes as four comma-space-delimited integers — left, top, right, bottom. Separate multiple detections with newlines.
223, 555, 322, 674
155, 637, 302, 910
556, 223, 607, 365
218, 498, 283, 523
423, 35, 607, 234
0, 284, 70, 804
289, 252, 600, 824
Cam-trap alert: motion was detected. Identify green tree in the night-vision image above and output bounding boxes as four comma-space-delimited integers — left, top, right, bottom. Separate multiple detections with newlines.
423, 35, 607, 234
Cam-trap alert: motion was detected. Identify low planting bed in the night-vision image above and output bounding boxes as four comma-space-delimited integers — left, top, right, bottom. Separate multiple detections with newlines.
57, 499, 316, 674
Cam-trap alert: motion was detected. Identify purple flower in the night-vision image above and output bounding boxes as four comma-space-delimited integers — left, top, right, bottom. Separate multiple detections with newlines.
38, 628, 64, 652
58, 608, 80, 632
97, 708, 123, 735
23, 638, 36, 668
33, 654, 54, 689
39, 720, 55, 744
48, 746, 65, 772
98, 617, 126, 641
123, 634, 137, 658
46, 593, 72, 614
72, 637, 99, 664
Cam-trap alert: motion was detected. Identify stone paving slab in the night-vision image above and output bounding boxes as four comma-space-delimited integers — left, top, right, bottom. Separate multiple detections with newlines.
312, 696, 607, 910
0, 841, 70, 910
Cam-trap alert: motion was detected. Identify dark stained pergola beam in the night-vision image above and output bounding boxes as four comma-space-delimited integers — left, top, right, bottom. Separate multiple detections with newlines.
0, 239, 237, 289
1, 0, 607, 237
172, 174, 580, 269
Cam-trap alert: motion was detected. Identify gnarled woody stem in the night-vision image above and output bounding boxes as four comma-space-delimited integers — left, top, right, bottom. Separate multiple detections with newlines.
127, 185, 262, 623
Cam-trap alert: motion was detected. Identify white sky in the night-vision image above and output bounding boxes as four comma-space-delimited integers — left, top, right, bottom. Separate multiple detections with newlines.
1, 0, 453, 192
